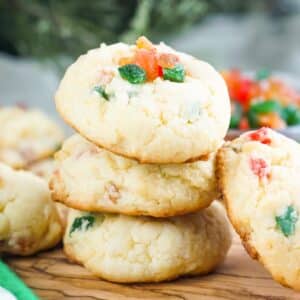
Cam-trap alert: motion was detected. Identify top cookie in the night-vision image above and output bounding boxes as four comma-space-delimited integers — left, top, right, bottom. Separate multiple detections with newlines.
55, 36, 230, 163
217, 128, 300, 291
0, 106, 64, 169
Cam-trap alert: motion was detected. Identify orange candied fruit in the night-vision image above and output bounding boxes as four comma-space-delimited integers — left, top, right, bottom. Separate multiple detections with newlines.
136, 36, 154, 50
135, 36, 180, 80
118, 36, 184, 82
257, 112, 286, 130
135, 48, 160, 81
262, 78, 300, 107
118, 56, 133, 66
157, 53, 179, 69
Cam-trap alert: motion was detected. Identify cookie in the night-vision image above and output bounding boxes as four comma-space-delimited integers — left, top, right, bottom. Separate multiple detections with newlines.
55, 37, 230, 163
217, 127, 300, 291
27, 158, 57, 181
0, 106, 64, 169
0, 163, 62, 255
64, 202, 231, 283
50, 134, 218, 217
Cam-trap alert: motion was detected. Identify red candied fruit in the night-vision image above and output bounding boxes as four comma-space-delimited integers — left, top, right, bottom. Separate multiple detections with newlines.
249, 157, 270, 179
239, 117, 249, 130
248, 127, 271, 145
221, 69, 260, 110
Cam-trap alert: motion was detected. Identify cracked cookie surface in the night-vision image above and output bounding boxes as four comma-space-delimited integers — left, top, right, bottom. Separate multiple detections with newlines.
64, 202, 231, 283
55, 42, 230, 163
50, 134, 218, 217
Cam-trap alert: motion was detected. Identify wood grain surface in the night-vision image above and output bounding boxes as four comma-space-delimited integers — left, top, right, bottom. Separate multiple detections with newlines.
5, 236, 299, 300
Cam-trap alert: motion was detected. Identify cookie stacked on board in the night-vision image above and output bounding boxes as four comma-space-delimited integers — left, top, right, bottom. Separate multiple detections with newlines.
50, 36, 232, 283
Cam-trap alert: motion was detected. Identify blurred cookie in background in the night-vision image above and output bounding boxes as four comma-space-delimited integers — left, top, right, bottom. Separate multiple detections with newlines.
0, 106, 64, 169
0, 163, 62, 256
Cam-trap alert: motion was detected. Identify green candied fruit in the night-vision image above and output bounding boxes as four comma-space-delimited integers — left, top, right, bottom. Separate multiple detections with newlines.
230, 102, 242, 129
94, 85, 109, 101
275, 205, 298, 237
255, 69, 271, 81
282, 105, 300, 126
247, 99, 282, 128
163, 64, 185, 82
69, 214, 95, 236
230, 114, 240, 129
118, 64, 146, 84
247, 109, 259, 128
250, 100, 282, 114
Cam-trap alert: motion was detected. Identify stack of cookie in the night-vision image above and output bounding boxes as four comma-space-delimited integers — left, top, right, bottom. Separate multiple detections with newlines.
50, 36, 232, 283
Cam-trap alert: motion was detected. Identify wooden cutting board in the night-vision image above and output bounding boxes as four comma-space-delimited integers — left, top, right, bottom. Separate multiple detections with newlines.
5, 236, 299, 300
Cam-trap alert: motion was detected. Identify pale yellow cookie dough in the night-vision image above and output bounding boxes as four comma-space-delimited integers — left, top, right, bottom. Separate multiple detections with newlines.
217, 128, 300, 291
55, 41, 230, 163
27, 158, 57, 181
0, 106, 64, 169
0, 162, 62, 255
64, 202, 231, 283
50, 134, 218, 217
